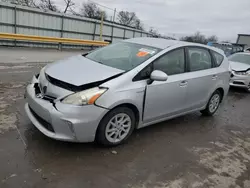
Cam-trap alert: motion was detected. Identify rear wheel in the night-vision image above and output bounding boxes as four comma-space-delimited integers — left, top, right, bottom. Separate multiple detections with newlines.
201, 90, 221, 116
96, 107, 135, 146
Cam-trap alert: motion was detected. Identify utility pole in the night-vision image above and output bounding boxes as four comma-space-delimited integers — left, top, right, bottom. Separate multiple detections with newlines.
113, 8, 116, 23
99, 11, 104, 41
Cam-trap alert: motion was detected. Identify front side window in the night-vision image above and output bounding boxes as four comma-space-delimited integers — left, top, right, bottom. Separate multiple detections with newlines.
85, 42, 161, 71
188, 47, 212, 71
153, 48, 185, 75
212, 51, 224, 67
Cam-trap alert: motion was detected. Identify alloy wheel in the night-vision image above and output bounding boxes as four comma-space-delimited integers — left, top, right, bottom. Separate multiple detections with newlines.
105, 113, 132, 143
247, 84, 250, 92
209, 94, 220, 113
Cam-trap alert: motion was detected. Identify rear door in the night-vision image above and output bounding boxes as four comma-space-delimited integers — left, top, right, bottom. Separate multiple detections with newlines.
185, 47, 215, 110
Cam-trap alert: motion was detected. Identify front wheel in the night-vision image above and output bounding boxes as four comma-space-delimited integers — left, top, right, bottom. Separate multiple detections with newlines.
201, 90, 221, 116
96, 107, 136, 146
246, 83, 250, 93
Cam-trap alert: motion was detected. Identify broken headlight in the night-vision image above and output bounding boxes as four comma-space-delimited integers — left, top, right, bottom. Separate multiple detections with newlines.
61, 87, 107, 105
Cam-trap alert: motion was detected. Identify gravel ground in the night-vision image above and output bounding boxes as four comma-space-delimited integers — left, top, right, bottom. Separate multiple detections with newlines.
0, 59, 250, 188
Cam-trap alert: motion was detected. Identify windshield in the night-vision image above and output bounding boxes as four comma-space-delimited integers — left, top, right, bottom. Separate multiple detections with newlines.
85, 42, 161, 71
228, 54, 250, 65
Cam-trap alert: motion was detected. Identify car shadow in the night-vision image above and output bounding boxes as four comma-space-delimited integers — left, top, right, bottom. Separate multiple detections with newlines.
22, 110, 218, 165
20, 87, 247, 167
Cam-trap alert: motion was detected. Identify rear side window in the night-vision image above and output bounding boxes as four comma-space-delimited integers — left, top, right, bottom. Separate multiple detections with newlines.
188, 47, 212, 71
212, 51, 224, 67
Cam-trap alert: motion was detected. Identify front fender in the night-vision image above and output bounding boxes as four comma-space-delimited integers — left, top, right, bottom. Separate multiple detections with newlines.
95, 87, 145, 124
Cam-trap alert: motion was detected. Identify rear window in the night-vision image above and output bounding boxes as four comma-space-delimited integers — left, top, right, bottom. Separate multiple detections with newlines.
212, 51, 224, 67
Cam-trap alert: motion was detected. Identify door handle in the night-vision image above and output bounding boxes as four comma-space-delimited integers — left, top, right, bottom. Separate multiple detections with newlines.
212, 75, 218, 80
179, 80, 188, 87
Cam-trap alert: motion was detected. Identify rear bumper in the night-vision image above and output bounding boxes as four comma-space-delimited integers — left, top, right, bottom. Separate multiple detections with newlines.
230, 73, 250, 89
25, 79, 108, 142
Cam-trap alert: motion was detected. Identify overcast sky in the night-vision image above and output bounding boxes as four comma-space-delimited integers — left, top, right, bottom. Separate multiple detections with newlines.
56, 0, 250, 42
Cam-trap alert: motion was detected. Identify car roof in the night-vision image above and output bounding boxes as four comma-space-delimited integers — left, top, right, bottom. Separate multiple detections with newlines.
125, 37, 187, 49
125, 37, 224, 54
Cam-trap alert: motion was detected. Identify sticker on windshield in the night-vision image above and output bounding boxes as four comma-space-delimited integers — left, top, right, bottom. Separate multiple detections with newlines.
137, 48, 156, 57
137, 51, 149, 57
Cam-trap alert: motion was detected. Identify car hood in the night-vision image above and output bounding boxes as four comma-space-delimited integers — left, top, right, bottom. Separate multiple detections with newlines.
45, 55, 124, 86
229, 61, 250, 72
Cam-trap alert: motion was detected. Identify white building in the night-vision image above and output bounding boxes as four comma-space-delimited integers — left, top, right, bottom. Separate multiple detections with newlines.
237, 34, 250, 49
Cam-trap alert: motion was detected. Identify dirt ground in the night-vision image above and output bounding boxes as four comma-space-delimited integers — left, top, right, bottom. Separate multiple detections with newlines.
0, 61, 250, 188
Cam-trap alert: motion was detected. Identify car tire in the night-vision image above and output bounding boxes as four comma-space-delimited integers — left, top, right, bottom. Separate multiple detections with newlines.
201, 90, 221, 116
246, 84, 250, 93
96, 107, 136, 146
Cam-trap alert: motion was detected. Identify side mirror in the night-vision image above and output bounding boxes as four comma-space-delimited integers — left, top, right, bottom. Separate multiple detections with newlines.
150, 70, 168, 82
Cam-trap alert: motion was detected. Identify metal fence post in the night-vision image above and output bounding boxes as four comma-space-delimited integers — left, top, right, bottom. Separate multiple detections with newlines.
91, 22, 97, 49
14, 6, 17, 46
123, 29, 126, 39
59, 15, 64, 50
92, 22, 97, 40
111, 24, 114, 42
99, 12, 104, 41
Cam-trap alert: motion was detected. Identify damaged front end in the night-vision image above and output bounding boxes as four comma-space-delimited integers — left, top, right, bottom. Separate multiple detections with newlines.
24, 66, 112, 142
31, 65, 123, 105
45, 72, 123, 92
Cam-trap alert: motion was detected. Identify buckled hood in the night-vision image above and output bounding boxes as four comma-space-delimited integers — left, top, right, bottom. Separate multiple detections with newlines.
229, 61, 250, 72
45, 55, 124, 86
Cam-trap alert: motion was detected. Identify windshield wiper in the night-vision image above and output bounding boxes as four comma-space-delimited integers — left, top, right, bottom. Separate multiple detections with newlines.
82, 52, 89, 57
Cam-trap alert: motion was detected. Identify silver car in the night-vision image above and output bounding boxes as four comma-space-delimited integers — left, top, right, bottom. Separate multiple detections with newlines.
25, 38, 230, 146
229, 52, 250, 92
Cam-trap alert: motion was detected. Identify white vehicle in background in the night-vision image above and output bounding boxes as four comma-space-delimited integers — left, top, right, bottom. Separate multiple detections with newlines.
229, 52, 250, 92
244, 47, 250, 52
207, 42, 243, 57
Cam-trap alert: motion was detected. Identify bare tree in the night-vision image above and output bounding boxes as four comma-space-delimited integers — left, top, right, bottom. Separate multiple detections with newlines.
180, 32, 218, 44
117, 11, 136, 26
8, 0, 72, 13
149, 27, 160, 37
134, 19, 144, 30
39, 0, 59, 12
68, 4, 81, 16
10, 0, 38, 8
63, 0, 75, 13
117, 11, 144, 30
207, 35, 218, 43
79, 2, 107, 20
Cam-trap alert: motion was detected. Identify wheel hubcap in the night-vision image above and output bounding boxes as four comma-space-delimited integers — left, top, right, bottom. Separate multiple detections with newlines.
105, 113, 131, 143
209, 94, 220, 113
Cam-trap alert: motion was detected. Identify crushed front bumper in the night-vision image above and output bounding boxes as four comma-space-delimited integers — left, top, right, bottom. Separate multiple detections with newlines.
230, 72, 250, 89
24, 76, 108, 142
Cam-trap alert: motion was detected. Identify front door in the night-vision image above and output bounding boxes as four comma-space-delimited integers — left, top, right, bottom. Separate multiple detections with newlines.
143, 48, 188, 123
